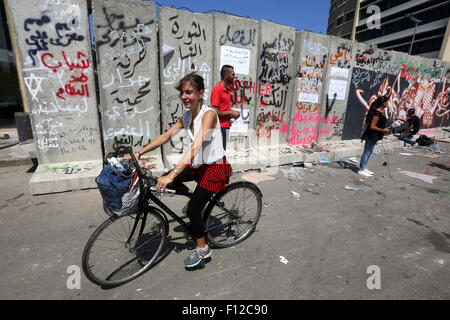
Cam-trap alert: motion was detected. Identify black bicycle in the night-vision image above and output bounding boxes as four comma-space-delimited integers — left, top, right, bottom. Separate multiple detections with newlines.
82, 147, 263, 287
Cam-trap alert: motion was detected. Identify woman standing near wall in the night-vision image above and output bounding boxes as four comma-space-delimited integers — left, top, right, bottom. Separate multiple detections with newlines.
359, 96, 390, 177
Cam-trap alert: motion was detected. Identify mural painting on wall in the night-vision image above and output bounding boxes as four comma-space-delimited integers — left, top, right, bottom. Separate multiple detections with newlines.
94, 2, 159, 169
342, 64, 450, 140
19, 2, 100, 161
161, 12, 212, 154
256, 32, 294, 140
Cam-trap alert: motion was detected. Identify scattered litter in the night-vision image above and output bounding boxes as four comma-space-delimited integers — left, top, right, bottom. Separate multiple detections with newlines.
435, 150, 446, 154
399, 171, 437, 184
264, 167, 279, 176
348, 157, 359, 164
399, 153, 413, 156
242, 172, 276, 184
337, 275, 343, 279
290, 191, 300, 199
136, 288, 142, 292
305, 188, 320, 195
403, 147, 419, 153
415, 152, 440, 159
279, 256, 289, 264
316, 157, 330, 164
288, 177, 302, 182
344, 185, 361, 191
382, 162, 388, 166
304, 162, 313, 168
337, 159, 347, 168
195, 293, 201, 297
264, 203, 269, 207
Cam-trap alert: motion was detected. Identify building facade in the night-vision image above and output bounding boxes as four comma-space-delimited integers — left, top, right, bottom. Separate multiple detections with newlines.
327, 0, 450, 60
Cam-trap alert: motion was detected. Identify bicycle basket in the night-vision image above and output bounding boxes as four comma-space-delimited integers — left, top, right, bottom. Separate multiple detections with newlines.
96, 161, 141, 217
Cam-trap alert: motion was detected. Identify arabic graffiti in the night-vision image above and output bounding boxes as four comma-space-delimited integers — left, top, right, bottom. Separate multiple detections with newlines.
24, 14, 84, 66
93, 2, 159, 155
219, 25, 256, 47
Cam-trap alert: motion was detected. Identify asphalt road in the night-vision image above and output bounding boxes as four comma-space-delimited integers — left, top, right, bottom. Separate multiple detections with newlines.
1, 142, 449, 300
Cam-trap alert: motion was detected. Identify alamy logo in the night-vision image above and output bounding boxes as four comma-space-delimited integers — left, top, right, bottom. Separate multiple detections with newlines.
366, 265, 381, 290
66, 265, 81, 290
366, 5, 381, 30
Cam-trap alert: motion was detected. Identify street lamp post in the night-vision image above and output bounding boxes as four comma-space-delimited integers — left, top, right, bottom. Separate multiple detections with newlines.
405, 13, 422, 55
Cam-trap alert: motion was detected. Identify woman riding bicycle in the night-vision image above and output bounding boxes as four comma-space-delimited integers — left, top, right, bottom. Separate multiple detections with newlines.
128, 73, 232, 268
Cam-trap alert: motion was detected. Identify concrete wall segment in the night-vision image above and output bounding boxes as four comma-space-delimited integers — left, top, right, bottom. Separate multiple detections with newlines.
7, 0, 103, 164
158, 7, 213, 166
92, 0, 161, 163
255, 20, 296, 146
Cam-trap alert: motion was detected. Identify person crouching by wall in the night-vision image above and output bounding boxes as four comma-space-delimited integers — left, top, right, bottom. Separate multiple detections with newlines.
358, 96, 390, 177
396, 108, 420, 147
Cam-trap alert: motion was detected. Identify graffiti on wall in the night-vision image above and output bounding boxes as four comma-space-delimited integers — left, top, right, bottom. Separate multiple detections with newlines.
342, 66, 450, 140
256, 33, 294, 139
286, 37, 329, 146
19, 2, 99, 159
94, 3, 158, 155
161, 12, 212, 154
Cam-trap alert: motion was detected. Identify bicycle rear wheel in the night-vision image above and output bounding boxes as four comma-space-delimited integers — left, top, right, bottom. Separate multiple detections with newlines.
204, 181, 262, 248
82, 210, 167, 287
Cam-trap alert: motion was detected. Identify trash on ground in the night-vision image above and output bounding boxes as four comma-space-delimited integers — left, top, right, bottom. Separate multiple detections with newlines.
242, 172, 276, 184
348, 157, 359, 163
279, 256, 289, 264
290, 191, 300, 199
344, 185, 362, 191
305, 188, 320, 195
304, 162, 313, 168
399, 171, 437, 184
415, 152, 440, 159
288, 177, 302, 182
316, 157, 330, 164
337, 159, 347, 168
382, 162, 388, 166
399, 153, 413, 156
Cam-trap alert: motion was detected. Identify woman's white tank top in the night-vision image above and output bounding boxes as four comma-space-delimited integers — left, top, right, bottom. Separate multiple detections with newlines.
182, 105, 226, 168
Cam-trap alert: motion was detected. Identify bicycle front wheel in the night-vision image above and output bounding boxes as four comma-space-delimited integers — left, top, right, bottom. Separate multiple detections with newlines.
204, 181, 262, 248
82, 210, 167, 287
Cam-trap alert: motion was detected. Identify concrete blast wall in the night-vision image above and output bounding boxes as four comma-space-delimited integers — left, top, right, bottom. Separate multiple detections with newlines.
255, 20, 296, 146
7, 0, 103, 194
92, 0, 163, 174
213, 13, 259, 150
5, 0, 450, 194
158, 7, 213, 168
286, 31, 331, 147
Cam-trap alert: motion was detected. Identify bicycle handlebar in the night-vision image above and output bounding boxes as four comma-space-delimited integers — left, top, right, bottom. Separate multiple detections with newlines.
108, 146, 180, 196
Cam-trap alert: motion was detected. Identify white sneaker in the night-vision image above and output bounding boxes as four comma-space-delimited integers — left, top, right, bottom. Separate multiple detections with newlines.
358, 169, 373, 177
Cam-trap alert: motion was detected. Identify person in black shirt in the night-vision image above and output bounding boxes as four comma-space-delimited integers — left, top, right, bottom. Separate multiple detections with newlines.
359, 96, 390, 177
397, 108, 420, 146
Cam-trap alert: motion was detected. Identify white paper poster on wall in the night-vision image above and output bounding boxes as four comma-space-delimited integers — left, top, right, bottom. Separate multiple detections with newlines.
230, 109, 250, 133
330, 67, 349, 79
298, 93, 319, 103
328, 79, 348, 100
220, 46, 251, 76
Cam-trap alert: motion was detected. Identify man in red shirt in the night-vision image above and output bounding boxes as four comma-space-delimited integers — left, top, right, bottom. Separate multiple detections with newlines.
211, 65, 240, 150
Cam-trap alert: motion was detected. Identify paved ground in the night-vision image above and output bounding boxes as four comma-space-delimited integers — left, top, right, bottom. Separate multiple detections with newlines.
0, 140, 449, 300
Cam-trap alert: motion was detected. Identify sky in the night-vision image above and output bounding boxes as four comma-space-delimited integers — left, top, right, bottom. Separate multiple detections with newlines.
89, 0, 331, 46
150, 0, 331, 34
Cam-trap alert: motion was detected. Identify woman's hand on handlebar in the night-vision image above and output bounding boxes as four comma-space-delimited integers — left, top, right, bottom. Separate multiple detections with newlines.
156, 174, 174, 195
124, 153, 140, 162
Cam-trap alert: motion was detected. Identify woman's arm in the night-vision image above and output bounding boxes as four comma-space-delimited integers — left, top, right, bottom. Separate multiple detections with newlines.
156, 110, 217, 194
370, 114, 389, 133
127, 116, 184, 160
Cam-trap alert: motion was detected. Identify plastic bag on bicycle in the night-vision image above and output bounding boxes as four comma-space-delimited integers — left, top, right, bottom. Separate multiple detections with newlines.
96, 159, 140, 216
